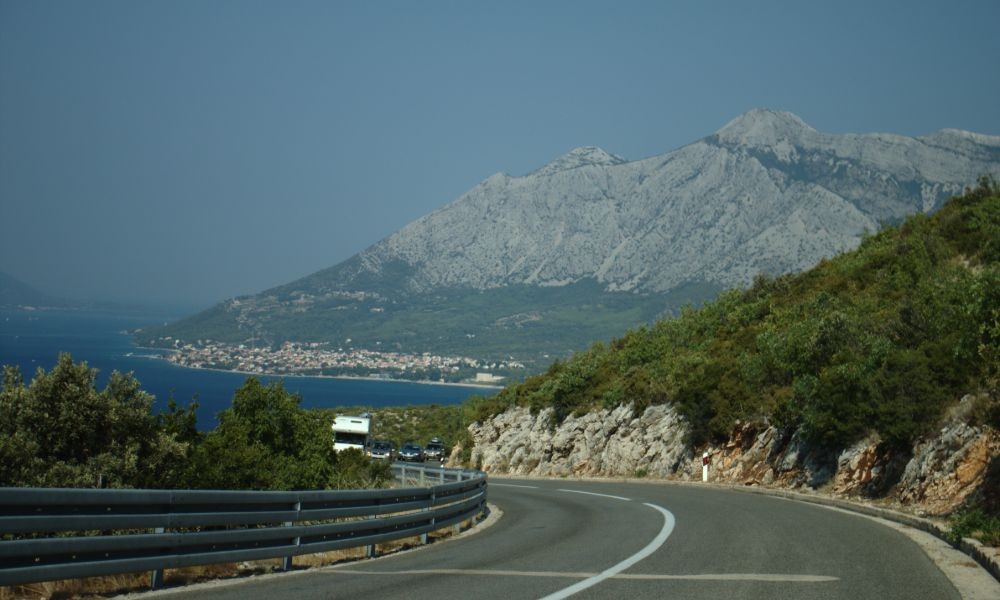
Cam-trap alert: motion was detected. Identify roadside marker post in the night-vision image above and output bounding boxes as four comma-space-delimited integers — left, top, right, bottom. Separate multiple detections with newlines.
150, 527, 165, 589
282, 501, 301, 571
702, 452, 709, 482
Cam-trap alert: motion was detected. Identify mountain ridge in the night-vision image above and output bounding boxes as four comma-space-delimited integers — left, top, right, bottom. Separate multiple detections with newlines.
140, 109, 1000, 363
345, 110, 997, 295
529, 145, 628, 177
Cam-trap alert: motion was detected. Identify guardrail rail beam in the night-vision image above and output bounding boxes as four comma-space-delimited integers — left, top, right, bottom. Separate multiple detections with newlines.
0, 463, 487, 589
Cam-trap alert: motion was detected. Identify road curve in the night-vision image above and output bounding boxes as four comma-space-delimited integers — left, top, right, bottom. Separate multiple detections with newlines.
158, 479, 965, 600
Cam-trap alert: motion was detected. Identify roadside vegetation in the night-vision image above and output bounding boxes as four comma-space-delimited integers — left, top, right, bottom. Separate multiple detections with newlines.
136, 276, 720, 366
948, 506, 1000, 547
0, 356, 389, 490
314, 403, 467, 454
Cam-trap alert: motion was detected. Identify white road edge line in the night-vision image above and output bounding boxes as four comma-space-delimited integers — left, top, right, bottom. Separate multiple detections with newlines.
538, 502, 676, 600
490, 483, 539, 489
557, 489, 631, 502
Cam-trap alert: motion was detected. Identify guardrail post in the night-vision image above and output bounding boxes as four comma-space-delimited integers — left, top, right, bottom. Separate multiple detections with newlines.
421, 484, 436, 545
452, 472, 464, 535
150, 527, 165, 589
366, 497, 379, 558
282, 501, 301, 571
419, 467, 425, 487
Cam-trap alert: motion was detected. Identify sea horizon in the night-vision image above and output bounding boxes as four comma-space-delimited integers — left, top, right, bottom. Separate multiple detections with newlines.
0, 307, 493, 430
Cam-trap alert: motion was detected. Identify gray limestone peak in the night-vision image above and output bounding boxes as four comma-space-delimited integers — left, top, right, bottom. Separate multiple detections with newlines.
272, 110, 1000, 298
714, 108, 815, 147
530, 146, 627, 177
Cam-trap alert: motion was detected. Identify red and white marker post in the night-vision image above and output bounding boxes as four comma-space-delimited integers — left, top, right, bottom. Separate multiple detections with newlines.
702, 451, 709, 482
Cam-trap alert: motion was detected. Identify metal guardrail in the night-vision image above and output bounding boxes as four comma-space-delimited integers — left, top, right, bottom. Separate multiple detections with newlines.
0, 462, 487, 588
392, 462, 481, 487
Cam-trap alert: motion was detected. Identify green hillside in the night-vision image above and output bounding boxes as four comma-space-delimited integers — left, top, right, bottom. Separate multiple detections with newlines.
470, 178, 1000, 451
135, 277, 720, 365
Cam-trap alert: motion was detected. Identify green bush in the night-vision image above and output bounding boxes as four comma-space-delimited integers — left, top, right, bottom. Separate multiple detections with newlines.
0, 360, 391, 491
0, 354, 190, 488
184, 378, 390, 490
948, 507, 1000, 547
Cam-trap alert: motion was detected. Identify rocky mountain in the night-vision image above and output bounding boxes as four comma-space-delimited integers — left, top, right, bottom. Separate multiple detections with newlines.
346, 109, 997, 293
142, 109, 1000, 362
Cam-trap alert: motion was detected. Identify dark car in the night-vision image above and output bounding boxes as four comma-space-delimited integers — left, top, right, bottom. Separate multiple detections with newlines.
368, 440, 395, 461
425, 438, 446, 462
398, 443, 424, 462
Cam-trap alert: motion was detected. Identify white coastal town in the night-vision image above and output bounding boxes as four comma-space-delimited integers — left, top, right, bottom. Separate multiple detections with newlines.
162, 339, 523, 384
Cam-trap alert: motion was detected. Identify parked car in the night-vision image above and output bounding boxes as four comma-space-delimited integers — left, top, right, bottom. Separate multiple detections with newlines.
398, 443, 424, 462
425, 438, 446, 462
368, 440, 396, 461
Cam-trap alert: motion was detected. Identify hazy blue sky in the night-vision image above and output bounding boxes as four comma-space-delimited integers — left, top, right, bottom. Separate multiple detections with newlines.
2, 0, 998, 310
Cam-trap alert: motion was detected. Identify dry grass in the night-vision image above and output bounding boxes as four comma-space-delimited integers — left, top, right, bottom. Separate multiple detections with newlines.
0, 518, 478, 600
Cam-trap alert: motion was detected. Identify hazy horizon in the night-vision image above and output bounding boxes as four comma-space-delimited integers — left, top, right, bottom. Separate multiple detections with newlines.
3, 1, 999, 310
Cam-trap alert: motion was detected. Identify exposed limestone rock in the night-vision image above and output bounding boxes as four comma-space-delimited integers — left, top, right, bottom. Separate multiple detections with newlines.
832, 434, 886, 494
469, 404, 690, 478
897, 422, 999, 515
469, 400, 1000, 515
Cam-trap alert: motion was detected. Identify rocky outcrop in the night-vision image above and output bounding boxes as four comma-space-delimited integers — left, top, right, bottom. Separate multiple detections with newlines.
470, 404, 690, 477
467, 398, 1000, 514
897, 422, 999, 514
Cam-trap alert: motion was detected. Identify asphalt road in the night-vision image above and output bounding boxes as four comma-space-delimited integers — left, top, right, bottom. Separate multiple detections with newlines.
163, 479, 963, 600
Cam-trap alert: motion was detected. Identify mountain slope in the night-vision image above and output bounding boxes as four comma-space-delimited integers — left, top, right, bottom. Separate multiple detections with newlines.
141, 110, 1000, 362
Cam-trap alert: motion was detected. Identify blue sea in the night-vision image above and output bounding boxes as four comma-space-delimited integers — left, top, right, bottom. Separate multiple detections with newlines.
0, 308, 492, 430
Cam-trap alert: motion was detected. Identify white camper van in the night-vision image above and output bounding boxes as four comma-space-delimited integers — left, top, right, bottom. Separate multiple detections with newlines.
331, 413, 372, 453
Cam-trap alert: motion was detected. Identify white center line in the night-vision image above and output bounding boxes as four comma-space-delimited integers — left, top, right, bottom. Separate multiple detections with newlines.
333, 568, 838, 583
490, 483, 539, 489
617, 573, 838, 582
538, 502, 676, 600
336, 568, 593, 578
557, 489, 631, 502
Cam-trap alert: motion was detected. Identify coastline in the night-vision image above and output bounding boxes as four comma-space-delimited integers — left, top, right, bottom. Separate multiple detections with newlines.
140, 353, 505, 391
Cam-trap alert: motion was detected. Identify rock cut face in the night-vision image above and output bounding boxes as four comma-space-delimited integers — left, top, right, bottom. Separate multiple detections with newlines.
467, 399, 1000, 516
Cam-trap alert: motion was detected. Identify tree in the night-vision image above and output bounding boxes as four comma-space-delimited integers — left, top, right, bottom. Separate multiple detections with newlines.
184, 377, 389, 490
0, 354, 190, 488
